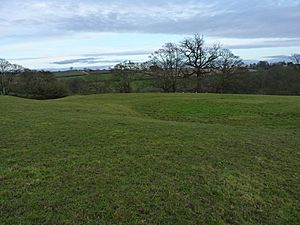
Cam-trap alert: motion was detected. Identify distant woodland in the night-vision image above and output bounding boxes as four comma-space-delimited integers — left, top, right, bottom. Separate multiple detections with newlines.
1, 35, 300, 99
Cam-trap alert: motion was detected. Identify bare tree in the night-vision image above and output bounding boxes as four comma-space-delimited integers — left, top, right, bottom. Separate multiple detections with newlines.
0, 59, 24, 95
113, 61, 138, 93
180, 34, 220, 92
148, 43, 184, 92
214, 49, 243, 93
291, 54, 300, 70
291, 54, 300, 64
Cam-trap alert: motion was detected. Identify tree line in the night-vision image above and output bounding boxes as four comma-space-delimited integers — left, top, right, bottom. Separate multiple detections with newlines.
1, 34, 300, 99
0, 60, 67, 99
111, 35, 299, 95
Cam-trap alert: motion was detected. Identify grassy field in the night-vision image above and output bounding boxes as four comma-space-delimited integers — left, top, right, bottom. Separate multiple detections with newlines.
53, 70, 90, 79
0, 93, 299, 225
54, 70, 113, 80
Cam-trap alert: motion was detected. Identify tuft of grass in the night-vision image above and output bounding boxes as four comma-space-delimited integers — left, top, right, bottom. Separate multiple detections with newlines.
0, 93, 299, 225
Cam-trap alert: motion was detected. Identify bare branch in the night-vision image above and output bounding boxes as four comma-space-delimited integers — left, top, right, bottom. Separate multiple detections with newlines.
179, 34, 221, 92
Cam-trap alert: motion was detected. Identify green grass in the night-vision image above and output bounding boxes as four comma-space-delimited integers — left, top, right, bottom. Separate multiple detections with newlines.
0, 93, 299, 225
86, 73, 113, 80
54, 71, 113, 80
54, 70, 90, 79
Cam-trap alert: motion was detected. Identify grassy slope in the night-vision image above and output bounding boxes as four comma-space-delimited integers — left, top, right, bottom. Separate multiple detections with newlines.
53, 71, 90, 79
54, 71, 113, 80
0, 94, 299, 225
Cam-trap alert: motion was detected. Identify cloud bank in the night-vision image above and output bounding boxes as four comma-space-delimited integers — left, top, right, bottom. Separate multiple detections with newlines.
1, 0, 299, 69
1, 0, 299, 39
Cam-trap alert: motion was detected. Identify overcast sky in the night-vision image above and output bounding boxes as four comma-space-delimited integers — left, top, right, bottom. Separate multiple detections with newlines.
0, 0, 300, 69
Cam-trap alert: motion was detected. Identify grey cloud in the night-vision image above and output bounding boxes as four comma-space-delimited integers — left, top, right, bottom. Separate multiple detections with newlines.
52, 57, 123, 65
263, 55, 294, 62
8, 50, 151, 62
225, 39, 300, 49
52, 57, 97, 64
7, 56, 50, 61
1, 0, 300, 48
83, 50, 152, 57
144, 6, 300, 39
56, 0, 300, 39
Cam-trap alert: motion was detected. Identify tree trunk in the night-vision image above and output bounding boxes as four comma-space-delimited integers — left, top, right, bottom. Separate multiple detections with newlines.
1, 84, 6, 95
218, 75, 226, 93
172, 81, 176, 93
1, 75, 5, 95
196, 74, 202, 93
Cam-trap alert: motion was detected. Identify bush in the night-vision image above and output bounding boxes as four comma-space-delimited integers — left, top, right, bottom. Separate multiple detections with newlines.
65, 78, 88, 94
10, 72, 68, 99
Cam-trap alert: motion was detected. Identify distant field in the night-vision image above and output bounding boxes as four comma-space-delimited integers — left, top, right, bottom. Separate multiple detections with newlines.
0, 94, 299, 224
53, 70, 90, 79
53, 70, 112, 80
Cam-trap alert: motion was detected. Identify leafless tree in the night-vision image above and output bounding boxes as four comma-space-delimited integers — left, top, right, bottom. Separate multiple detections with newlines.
113, 60, 139, 93
180, 34, 220, 92
148, 43, 184, 92
291, 54, 300, 64
291, 54, 300, 70
214, 49, 243, 93
0, 59, 24, 95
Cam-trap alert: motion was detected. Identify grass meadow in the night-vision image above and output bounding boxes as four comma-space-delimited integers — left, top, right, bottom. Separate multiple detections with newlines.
0, 93, 299, 224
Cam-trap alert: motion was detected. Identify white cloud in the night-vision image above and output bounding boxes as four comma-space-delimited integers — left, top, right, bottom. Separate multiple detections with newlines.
1, 0, 298, 39
1, 0, 300, 69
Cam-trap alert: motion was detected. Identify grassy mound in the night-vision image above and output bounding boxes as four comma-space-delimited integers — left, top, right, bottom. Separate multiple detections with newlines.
0, 94, 299, 224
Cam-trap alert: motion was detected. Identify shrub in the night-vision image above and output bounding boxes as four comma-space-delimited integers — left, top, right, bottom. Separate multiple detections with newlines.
10, 71, 68, 99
